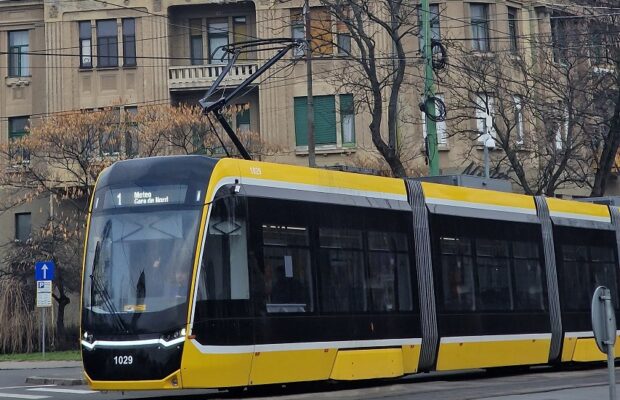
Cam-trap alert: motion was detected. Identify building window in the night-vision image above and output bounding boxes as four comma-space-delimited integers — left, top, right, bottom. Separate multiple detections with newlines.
418, 4, 441, 53
551, 14, 569, 64
15, 213, 31, 242
291, 8, 333, 57
189, 19, 203, 65
340, 94, 355, 145
295, 95, 356, 147
310, 8, 332, 55
235, 104, 250, 132
514, 95, 524, 145
422, 94, 447, 146
97, 20, 118, 67
124, 106, 139, 157
337, 24, 351, 54
336, 8, 352, 55
208, 19, 229, 64
79, 22, 92, 68
233, 17, 248, 60
591, 24, 611, 65
8, 31, 29, 77
9, 116, 30, 162
122, 18, 136, 67
291, 10, 305, 57
100, 108, 121, 156
470, 4, 489, 52
294, 95, 336, 146
475, 93, 496, 147
507, 7, 518, 53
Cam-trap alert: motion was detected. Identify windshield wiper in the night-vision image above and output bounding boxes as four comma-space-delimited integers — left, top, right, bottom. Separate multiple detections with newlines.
89, 223, 128, 333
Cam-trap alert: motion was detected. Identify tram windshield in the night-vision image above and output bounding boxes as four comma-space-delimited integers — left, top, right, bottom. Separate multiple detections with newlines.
82, 207, 200, 331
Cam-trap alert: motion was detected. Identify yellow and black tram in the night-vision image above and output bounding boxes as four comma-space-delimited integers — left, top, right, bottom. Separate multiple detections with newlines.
81, 155, 620, 391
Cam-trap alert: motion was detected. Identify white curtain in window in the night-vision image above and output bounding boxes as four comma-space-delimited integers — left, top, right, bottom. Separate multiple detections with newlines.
342, 114, 355, 143
555, 104, 568, 150
513, 95, 524, 145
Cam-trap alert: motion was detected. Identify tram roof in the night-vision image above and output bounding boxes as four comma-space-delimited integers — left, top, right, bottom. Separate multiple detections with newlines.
96, 156, 611, 224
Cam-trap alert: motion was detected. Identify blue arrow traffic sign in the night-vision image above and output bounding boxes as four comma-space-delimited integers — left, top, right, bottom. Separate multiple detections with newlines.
35, 261, 55, 281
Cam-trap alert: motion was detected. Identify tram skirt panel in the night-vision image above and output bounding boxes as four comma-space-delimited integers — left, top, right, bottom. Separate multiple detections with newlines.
435, 335, 552, 370
330, 348, 405, 380
567, 334, 620, 362
180, 341, 253, 388
248, 349, 337, 385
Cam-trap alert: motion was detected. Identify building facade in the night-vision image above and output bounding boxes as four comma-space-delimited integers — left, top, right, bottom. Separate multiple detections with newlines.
0, 0, 615, 235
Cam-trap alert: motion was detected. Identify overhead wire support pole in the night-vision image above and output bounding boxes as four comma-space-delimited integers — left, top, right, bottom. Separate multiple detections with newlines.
422, 0, 440, 176
199, 39, 304, 161
304, 0, 316, 167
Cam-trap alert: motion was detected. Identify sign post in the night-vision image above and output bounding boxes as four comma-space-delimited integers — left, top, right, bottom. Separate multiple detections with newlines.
592, 286, 617, 400
35, 261, 55, 358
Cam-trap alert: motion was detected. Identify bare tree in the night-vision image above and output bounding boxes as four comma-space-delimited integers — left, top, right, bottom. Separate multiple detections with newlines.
443, 6, 619, 196
0, 104, 274, 350
274, 0, 423, 177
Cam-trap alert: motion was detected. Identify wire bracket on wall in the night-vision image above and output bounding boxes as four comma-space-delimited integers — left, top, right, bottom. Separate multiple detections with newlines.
419, 95, 447, 122
430, 39, 447, 71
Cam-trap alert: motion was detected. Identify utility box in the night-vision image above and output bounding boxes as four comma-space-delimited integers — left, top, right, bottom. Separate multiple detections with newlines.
414, 175, 513, 192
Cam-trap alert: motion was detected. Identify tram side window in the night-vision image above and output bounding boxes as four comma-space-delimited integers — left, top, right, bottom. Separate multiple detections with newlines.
367, 231, 412, 311
512, 241, 545, 310
558, 227, 619, 311
476, 239, 512, 310
590, 246, 618, 307
263, 224, 313, 313
199, 193, 249, 302
561, 245, 594, 310
319, 227, 367, 312
248, 197, 314, 314
435, 215, 546, 312
440, 237, 475, 311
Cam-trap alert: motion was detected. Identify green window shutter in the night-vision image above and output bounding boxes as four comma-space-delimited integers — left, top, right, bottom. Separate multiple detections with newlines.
294, 95, 337, 146
294, 97, 308, 146
314, 95, 336, 145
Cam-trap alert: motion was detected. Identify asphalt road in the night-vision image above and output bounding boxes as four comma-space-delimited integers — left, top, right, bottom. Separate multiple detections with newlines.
0, 364, 617, 400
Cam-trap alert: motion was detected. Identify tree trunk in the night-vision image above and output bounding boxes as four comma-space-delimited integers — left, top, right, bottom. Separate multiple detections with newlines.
53, 292, 70, 350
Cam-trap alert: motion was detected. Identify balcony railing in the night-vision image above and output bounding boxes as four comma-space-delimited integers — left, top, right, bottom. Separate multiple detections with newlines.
168, 63, 258, 90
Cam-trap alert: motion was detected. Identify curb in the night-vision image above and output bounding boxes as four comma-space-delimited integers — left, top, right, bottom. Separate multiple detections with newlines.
25, 376, 87, 386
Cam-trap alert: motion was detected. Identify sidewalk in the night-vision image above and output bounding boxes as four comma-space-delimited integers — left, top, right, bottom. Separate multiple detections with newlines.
477, 384, 613, 400
0, 360, 85, 386
0, 360, 81, 370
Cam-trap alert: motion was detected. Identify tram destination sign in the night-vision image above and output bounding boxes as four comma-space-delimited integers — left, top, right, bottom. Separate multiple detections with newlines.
104, 185, 189, 209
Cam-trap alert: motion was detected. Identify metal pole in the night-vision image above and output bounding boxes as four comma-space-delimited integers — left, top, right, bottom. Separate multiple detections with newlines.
607, 344, 616, 400
484, 138, 490, 180
304, 0, 316, 167
422, 0, 439, 176
604, 289, 616, 400
42, 308, 46, 358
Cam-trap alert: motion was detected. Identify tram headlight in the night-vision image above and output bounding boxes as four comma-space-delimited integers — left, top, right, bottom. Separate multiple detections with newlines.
82, 331, 94, 344
161, 328, 186, 343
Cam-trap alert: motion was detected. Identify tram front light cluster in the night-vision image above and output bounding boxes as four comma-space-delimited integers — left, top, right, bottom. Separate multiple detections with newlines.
83, 331, 94, 344
161, 328, 186, 343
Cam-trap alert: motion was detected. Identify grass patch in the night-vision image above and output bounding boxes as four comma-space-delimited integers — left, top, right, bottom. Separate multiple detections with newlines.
0, 350, 81, 362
